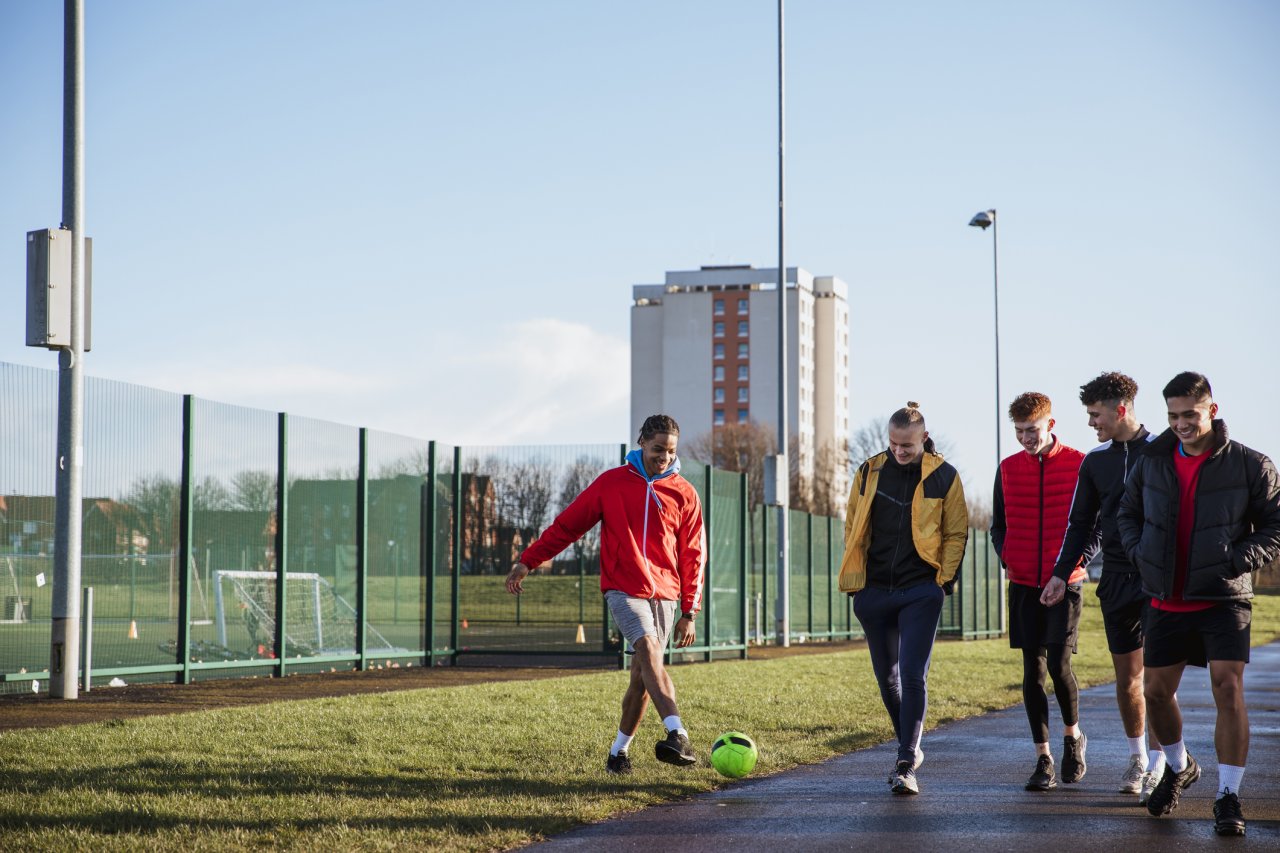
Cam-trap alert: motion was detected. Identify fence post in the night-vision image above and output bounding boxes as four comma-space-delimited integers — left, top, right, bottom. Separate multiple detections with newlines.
703, 463, 713, 662
826, 515, 834, 639
807, 512, 814, 639
450, 445, 462, 665
356, 428, 369, 670
739, 471, 748, 659
275, 412, 289, 677
760, 505, 769, 645
178, 394, 194, 683
424, 441, 437, 664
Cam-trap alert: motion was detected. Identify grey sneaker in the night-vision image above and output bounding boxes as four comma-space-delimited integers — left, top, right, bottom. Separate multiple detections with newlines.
1138, 770, 1160, 805
1119, 754, 1145, 794
886, 748, 924, 784
890, 760, 920, 795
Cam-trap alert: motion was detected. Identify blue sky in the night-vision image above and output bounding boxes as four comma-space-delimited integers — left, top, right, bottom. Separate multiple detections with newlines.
2, 1, 1277, 497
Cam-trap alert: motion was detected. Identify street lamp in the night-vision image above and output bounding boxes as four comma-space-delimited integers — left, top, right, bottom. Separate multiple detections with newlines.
969, 209, 1001, 471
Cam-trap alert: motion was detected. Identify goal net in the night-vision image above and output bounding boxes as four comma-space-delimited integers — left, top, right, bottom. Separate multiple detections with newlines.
213, 570, 398, 656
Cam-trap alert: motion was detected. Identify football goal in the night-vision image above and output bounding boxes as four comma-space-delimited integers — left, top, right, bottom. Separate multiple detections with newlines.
213, 570, 399, 656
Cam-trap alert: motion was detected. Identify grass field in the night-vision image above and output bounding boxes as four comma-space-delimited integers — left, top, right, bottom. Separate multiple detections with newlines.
2, 591, 1278, 851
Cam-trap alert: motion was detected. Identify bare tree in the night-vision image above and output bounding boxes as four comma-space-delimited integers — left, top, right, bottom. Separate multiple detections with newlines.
808, 438, 850, 518
558, 455, 610, 563
849, 417, 953, 466
229, 470, 275, 512
683, 421, 777, 508
966, 492, 993, 531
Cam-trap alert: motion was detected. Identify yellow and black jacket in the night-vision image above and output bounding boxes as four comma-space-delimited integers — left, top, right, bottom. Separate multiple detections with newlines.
838, 442, 968, 594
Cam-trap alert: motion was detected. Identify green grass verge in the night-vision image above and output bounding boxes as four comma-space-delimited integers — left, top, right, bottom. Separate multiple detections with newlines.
2, 591, 1278, 851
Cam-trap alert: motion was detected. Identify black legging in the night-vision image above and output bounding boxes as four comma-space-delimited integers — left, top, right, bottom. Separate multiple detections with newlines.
1022, 643, 1079, 744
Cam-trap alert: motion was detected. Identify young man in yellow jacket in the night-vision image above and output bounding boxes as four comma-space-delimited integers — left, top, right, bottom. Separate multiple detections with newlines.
838, 403, 969, 795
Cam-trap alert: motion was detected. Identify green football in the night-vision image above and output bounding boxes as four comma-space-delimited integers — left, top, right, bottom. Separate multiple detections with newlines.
710, 731, 758, 778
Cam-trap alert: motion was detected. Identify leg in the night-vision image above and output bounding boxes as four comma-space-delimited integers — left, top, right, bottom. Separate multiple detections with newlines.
1045, 643, 1080, 733
619, 654, 649, 736
632, 635, 678, 720
1022, 646, 1051, 750
1209, 660, 1248, 767
894, 584, 944, 763
1112, 649, 1146, 739
1144, 663, 1186, 750
855, 588, 904, 742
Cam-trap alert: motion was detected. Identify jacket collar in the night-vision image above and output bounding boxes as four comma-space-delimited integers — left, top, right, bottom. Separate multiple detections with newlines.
1145, 419, 1230, 458
625, 449, 681, 482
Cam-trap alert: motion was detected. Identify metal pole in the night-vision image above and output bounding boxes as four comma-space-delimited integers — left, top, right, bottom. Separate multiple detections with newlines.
81, 586, 92, 692
775, 0, 791, 648
992, 210, 1001, 470
50, 0, 85, 699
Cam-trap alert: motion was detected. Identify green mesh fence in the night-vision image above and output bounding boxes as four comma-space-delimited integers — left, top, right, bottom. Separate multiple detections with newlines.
1, 359, 1007, 692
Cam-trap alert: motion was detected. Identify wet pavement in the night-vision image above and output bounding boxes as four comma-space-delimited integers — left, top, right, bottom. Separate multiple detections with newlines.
535, 642, 1280, 851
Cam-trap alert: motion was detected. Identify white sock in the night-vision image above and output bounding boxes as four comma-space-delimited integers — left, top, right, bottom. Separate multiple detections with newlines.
1147, 749, 1166, 775
1127, 736, 1147, 763
662, 714, 686, 736
1164, 740, 1187, 773
610, 730, 634, 757
1218, 764, 1245, 798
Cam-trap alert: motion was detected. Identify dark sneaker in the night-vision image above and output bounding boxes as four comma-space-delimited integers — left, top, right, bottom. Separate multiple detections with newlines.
1061, 733, 1087, 783
655, 729, 696, 767
890, 760, 920, 795
605, 751, 632, 775
1213, 791, 1246, 836
1026, 754, 1057, 791
1146, 753, 1200, 816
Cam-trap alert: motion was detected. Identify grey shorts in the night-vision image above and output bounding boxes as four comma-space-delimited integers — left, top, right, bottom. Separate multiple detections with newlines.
605, 590, 677, 654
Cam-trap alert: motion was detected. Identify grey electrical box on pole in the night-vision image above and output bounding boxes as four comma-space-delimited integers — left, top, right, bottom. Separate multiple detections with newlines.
763, 454, 788, 507
26, 228, 92, 351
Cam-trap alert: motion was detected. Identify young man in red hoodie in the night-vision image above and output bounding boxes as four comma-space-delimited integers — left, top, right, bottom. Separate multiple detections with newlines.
505, 414, 706, 774
992, 392, 1094, 792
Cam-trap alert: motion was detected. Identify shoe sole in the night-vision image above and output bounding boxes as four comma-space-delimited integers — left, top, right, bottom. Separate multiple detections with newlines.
655, 746, 696, 767
1025, 781, 1058, 791
891, 784, 919, 796
1214, 823, 1245, 837
1119, 782, 1142, 794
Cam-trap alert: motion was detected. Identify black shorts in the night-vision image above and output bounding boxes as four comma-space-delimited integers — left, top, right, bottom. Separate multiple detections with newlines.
1143, 601, 1252, 669
1096, 571, 1148, 655
1008, 581, 1083, 652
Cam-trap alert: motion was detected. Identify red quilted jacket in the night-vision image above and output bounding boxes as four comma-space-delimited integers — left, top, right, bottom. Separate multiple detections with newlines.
992, 438, 1087, 587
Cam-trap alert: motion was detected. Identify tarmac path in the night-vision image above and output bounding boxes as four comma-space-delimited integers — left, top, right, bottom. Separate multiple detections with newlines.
535, 642, 1280, 851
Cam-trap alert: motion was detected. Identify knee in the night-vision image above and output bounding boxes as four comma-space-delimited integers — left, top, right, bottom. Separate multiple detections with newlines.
1145, 680, 1175, 706
1211, 673, 1245, 708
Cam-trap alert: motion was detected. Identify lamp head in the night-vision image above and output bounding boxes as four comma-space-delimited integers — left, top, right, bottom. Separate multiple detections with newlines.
969, 210, 995, 230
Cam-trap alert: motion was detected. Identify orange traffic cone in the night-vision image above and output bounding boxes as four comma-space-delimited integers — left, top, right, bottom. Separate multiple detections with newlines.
127, 620, 138, 639
574, 624, 586, 644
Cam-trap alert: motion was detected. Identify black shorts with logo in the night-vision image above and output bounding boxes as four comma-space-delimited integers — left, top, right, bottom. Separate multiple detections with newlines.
1096, 571, 1148, 655
1143, 601, 1252, 669
1008, 581, 1083, 652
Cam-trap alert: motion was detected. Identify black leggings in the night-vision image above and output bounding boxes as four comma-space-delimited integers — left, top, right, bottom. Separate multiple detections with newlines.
1022, 644, 1078, 744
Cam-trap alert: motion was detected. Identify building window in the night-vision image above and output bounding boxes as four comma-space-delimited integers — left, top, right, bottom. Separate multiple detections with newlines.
737, 365, 748, 381
737, 387, 748, 402
714, 365, 724, 381
714, 343, 724, 360
714, 409, 725, 426
737, 343, 748, 358
737, 408, 749, 423
714, 321, 725, 338
714, 299, 725, 316
714, 388, 725, 403
738, 320, 748, 336
737, 299, 748, 315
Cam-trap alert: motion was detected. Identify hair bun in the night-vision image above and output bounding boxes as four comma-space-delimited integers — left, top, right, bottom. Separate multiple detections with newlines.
906, 401, 919, 409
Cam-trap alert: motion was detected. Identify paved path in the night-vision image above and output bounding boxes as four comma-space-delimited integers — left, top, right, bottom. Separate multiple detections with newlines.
536, 642, 1280, 851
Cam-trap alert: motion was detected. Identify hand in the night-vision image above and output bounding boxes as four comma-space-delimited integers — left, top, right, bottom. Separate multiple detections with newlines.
673, 616, 695, 648
505, 562, 531, 595
1040, 576, 1066, 607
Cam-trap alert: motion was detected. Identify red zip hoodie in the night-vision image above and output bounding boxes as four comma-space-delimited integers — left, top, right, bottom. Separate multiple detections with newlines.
519, 453, 706, 615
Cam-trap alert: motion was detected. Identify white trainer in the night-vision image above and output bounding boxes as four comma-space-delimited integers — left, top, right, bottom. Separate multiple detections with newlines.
1119, 754, 1145, 794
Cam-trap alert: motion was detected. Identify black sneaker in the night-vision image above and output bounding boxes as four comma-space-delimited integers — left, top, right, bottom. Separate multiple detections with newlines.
1146, 753, 1200, 816
890, 760, 920, 795
1213, 791, 1246, 836
1026, 754, 1057, 791
655, 729, 696, 767
605, 751, 632, 775
1061, 733, 1087, 783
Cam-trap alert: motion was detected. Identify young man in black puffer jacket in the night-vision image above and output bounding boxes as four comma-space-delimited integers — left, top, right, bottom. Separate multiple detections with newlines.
1117, 371, 1280, 837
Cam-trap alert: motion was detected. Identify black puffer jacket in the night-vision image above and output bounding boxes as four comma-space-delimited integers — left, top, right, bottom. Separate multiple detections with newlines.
1117, 420, 1280, 602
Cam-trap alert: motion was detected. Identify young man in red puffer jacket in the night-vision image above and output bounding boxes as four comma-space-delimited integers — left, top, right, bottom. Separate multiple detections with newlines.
992, 391, 1096, 793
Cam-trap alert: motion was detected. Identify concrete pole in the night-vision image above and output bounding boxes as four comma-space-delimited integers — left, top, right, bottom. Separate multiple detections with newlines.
50, 0, 86, 699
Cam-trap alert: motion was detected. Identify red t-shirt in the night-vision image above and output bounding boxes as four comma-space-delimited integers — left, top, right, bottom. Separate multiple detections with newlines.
1151, 444, 1215, 613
